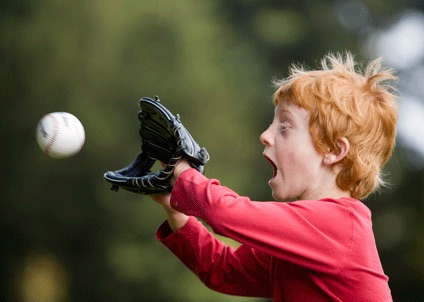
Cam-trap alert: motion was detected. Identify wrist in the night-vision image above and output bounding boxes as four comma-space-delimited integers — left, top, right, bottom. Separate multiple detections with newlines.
162, 205, 189, 232
171, 160, 191, 186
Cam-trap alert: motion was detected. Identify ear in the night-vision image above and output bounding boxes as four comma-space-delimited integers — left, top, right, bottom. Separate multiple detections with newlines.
323, 137, 350, 166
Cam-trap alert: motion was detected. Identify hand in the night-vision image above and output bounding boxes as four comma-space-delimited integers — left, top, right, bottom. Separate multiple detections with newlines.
150, 191, 172, 206
150, 159, 192, 232
150, 192, 189, 232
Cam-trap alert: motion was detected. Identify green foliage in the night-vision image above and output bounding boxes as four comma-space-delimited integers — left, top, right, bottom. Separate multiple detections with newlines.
2, 0, 424, 301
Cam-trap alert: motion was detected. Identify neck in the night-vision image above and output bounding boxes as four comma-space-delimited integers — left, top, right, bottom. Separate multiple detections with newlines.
299, 187, 352, 201
299, 168, 352, 200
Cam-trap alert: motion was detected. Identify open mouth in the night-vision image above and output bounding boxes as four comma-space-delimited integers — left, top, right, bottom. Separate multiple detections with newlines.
263, 154, 277, 179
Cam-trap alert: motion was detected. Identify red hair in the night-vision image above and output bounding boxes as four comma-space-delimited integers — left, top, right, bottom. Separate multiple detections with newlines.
273, 52, 398, 199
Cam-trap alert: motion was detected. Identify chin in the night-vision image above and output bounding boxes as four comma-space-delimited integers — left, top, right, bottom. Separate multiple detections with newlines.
272, 191, 288, 202
272, 188, 297, 202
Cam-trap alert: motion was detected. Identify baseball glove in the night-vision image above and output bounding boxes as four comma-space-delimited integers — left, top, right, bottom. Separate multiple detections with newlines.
103, 96, 209, 194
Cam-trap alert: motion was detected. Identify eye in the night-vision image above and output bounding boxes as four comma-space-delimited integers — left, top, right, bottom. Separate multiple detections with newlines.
278, 123, 289, 134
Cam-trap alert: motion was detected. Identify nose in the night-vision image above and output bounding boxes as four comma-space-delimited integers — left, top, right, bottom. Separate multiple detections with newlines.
260, 127, 272, 146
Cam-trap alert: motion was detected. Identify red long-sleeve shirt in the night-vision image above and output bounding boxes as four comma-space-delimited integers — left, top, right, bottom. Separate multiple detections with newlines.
156, 169, 392, 301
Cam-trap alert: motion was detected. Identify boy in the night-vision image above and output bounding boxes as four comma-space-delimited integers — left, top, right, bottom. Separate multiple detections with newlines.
151, 52, 397, 301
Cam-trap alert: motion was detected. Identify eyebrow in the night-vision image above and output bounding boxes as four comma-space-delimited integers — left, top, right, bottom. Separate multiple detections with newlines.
279, 108, 295, 120
281, 108, 292, 115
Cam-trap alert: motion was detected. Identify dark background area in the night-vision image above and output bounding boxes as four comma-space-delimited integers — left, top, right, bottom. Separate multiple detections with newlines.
2, 0, 424, 301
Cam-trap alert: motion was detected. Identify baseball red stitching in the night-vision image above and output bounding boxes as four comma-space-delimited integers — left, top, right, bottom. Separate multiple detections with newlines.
44, 114, 59, 156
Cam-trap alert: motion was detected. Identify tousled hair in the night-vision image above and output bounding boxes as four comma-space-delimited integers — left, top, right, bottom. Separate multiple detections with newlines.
273, 52, 398, 199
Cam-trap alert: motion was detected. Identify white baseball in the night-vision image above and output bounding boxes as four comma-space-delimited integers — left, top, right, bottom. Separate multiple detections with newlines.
36, 112, 85, 159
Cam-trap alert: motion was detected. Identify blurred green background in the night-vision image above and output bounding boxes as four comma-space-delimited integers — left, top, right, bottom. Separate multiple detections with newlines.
2, 0, 424, 301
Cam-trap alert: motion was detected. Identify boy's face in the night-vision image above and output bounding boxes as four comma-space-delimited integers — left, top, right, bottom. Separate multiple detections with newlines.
260, 101, 327, 201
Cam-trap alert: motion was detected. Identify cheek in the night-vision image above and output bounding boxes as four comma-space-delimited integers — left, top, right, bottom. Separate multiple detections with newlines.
278, 139, 305, 162
278, 141, 321, 174
294, 132, 322, 159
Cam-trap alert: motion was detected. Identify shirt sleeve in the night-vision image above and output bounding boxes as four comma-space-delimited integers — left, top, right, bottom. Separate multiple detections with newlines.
169, 168, 355, 275
156, 216, 273, 297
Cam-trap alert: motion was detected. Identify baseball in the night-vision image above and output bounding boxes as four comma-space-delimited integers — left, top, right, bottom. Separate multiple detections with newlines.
36, 112, 85, 159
